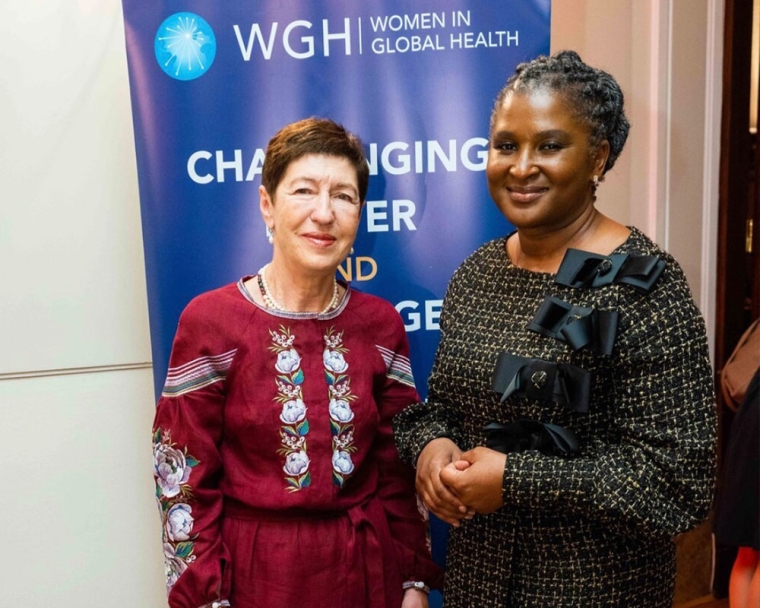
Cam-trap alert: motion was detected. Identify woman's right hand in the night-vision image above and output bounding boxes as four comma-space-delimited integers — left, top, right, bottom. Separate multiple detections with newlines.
415, 438, 474, 526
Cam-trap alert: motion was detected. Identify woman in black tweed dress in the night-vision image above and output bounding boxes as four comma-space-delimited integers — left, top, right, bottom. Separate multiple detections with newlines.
393, 51, 717, 607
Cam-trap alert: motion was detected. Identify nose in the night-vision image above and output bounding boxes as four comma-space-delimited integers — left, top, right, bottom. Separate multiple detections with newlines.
509, 149, 538, 179
310, 189, 335, 224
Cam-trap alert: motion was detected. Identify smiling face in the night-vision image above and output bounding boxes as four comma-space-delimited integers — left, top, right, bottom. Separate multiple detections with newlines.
486, 88, 609, 234
260, 153, 361, 279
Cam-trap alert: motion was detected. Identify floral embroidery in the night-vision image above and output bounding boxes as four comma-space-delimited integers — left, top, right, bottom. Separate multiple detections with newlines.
153, 428, 200, 594
270, 326, 311, 492
324, 327, 357, 486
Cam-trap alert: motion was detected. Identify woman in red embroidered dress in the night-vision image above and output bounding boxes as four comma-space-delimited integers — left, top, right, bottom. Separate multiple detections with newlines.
152, 118, 442, 608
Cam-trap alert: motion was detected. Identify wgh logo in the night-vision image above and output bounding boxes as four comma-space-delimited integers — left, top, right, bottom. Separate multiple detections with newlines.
233, 18, 355, 60
155, 12, 217, 80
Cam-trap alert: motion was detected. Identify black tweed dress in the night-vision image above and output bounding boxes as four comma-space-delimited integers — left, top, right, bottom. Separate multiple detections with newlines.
394, 227, 717, 608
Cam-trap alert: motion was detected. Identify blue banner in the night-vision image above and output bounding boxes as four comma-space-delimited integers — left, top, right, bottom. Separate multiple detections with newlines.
122, 1, 549, 600
122, 0, 549, 397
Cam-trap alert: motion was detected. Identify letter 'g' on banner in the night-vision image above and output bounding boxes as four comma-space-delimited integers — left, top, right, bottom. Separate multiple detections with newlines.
121, 1, 549, 601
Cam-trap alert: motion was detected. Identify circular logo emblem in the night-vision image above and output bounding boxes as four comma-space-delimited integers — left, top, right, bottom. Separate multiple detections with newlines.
154, 12, 216, 81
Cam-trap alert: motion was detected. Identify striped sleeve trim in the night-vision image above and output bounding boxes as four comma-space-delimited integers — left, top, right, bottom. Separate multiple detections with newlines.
376, 345, 416, 389
162, 349, 237, 397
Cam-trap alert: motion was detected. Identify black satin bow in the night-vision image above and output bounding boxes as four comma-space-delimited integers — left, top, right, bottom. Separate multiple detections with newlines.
483, 420, 579, 456
528, 296, 619, 355
491, 352, 591, 414
555, 248, 666, 293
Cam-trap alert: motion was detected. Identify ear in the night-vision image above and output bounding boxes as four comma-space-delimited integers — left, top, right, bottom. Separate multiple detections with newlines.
259, 185, 274, 229
593, 140, 611, 177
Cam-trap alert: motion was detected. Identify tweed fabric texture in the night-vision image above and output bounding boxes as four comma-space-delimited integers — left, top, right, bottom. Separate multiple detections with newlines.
394, 227, 717, 608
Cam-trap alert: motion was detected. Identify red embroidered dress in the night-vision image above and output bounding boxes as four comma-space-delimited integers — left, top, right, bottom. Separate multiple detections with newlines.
153, 278, 441, 608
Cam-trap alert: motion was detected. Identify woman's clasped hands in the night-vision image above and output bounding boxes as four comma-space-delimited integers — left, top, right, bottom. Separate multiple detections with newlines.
415, 438, 507, 526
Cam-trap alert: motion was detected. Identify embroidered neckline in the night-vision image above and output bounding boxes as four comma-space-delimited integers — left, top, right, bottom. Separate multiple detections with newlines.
237, 276, 350, 319
258, 264, 340, 315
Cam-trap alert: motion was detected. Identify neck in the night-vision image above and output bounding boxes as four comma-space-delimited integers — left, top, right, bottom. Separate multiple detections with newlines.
260, 261, 339, 313
509, 207, 608, 273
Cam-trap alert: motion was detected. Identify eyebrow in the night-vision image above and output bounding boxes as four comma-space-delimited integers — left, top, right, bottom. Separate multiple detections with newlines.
289, 176, 358, 193
492, 129, 569, 140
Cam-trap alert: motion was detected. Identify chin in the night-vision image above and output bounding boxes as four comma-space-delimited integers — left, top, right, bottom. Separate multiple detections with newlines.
302, 257, 343, 275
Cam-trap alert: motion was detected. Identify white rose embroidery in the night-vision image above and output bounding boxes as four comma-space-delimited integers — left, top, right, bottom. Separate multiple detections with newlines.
280, 399, 307, 424
328, 398, 354, 423
163, 542, 188, 590
332, 450, 355, 475
276, 349, 301, 373
154, 444, 192, 498
283, 450, 310, 476
323, 349, 348, 373
165, 503, 194, 542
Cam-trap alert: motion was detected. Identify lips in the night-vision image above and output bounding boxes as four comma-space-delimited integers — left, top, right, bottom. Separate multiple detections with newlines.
302, 232, 337, 248
507, 186, 548, 204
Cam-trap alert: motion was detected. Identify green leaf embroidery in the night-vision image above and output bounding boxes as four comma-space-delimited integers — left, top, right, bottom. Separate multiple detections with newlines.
175, 541, 194, 558
281, 425, 299, 437
332, 470, 343, 486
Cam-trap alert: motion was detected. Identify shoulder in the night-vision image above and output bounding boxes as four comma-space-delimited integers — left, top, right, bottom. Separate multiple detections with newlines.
180, 280, 250, 323
162, 282, 253, 382
449, 237, 507, 288
347, 289, 404, 324
620, 227, 694, 300
343, 288, 411, 345
616, 228, 708, 348
173, 280, 256, 348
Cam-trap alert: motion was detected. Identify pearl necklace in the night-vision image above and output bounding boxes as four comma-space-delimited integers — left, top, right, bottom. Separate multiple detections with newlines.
257, 264, 340, 315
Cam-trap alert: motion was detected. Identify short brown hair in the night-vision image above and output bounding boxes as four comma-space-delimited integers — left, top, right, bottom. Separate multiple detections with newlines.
261, 117, 369, 202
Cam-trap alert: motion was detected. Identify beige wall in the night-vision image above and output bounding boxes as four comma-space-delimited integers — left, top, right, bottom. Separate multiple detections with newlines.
0, 2, 722, 606
551, 5, 724, 600
552, 0, 723, 352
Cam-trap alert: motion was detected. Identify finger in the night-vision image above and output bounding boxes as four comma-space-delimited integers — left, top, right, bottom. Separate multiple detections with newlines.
458, 448, 474, 460
439, 463, 462, 489
452, 459, 471, 471
428, 482, 466, 512
420, 486, 464, 520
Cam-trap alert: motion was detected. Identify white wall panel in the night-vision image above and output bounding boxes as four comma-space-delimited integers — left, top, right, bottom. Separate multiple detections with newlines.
0, 0, 151, 375
0, 368, 165, 606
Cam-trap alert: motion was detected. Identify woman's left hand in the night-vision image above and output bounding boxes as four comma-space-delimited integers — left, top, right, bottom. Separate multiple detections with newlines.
439, 447, 507, 514
401, 588, 429, 608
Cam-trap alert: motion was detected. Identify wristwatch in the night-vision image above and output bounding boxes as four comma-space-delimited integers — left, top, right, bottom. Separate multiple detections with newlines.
402, 581, 431, 594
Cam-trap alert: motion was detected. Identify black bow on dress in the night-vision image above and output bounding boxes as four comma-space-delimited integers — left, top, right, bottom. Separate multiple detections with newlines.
527, 296, 619, 355
482, 420, 579, 456
555, 249, 666, 293
491, 352, 591, 414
